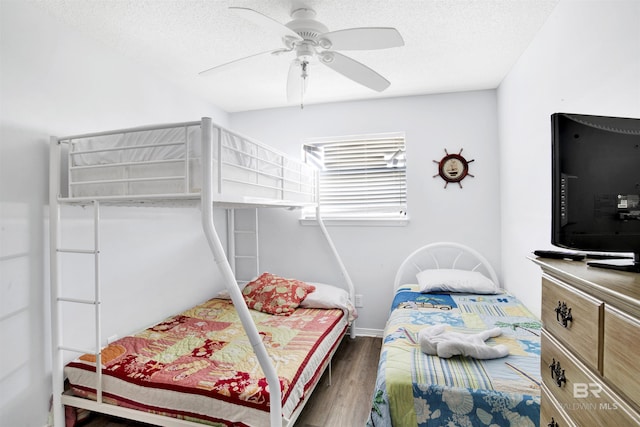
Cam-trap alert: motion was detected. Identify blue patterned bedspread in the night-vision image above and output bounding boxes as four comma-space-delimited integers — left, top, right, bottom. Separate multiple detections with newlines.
367, 285, 541, 427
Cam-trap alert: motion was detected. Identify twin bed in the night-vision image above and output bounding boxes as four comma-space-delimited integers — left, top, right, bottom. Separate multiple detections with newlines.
50, 118, 541, 427
368, 243, 541, 426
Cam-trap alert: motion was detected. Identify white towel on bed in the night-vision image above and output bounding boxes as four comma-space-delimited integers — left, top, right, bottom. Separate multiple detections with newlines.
418, 324, 509, 359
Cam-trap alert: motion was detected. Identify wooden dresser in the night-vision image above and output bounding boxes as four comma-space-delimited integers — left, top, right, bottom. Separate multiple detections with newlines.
531, 257, 640, 427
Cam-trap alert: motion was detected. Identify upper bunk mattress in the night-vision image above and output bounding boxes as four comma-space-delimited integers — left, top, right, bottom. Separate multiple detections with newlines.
62, 120, 316, 205
368, 285, 541, 427
65, 298, 348, 426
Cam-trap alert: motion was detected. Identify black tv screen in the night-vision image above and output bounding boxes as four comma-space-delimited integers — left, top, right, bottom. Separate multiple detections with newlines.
551, 112, 640, 272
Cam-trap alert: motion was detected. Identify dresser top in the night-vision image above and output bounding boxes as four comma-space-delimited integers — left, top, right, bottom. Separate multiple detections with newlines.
530, 256, 640, 315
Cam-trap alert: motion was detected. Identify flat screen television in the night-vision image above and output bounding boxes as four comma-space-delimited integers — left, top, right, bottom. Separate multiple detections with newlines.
551, 112, 640, 273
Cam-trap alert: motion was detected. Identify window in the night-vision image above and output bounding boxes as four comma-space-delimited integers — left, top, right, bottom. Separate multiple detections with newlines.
302, 132, 407, 222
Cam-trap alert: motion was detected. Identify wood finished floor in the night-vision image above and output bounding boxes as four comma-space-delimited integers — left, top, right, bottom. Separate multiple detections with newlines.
80, 336, 382, 427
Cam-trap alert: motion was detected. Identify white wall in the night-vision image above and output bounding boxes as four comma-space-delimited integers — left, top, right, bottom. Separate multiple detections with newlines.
497, 0, 640, 317
0, 2, 229, 426
230, 91, 503, 334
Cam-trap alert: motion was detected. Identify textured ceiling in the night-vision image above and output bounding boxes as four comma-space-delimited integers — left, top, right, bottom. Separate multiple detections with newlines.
30, 0, 559, 112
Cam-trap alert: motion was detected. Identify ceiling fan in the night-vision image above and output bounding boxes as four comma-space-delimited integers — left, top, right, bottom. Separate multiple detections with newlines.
199, 3, 404, 107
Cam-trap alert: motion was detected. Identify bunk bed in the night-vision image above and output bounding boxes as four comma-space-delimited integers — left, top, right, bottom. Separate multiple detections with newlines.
367, 243, 541, 427
49, 117, 356, 427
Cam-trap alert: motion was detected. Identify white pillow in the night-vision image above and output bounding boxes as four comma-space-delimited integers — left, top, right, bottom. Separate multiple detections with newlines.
300, 283, 358, 321
300, 282, 350, 309
416, 269, 499, 294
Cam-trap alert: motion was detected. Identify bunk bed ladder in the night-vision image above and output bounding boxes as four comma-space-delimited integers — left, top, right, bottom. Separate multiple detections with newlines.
50, 136, 108, 427
49, 202, 104, 426
227, 208, 259, 286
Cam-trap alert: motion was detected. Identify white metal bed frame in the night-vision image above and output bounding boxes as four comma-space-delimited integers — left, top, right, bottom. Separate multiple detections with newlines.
49, 117, 355, 427
393, 241, 500, 289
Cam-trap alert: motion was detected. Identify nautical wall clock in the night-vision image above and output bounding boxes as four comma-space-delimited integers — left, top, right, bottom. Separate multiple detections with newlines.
433, 148, 475, 188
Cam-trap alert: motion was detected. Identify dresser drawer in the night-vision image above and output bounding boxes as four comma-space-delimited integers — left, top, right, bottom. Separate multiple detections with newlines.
541, 331, 640, 426
541, 277, 603, 371
604, 306, 640, 410
541, 383, 576, 427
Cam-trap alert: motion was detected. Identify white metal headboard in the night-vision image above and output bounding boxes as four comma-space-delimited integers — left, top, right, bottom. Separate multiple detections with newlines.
393, 242, 500, 289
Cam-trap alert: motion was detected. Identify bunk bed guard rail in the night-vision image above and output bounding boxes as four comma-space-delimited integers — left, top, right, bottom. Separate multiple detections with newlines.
60, 118, 317, 206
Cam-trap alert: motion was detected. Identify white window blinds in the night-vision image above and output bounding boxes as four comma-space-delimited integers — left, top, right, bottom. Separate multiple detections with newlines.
303, 133, 407, 220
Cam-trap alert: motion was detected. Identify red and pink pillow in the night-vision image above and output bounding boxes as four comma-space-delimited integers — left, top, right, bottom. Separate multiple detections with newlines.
242, 272, 316, 315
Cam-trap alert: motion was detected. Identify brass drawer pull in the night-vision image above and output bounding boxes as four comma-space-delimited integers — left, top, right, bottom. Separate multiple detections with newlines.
549, 358, 567, 387
547, 417, 559, 427
555, 301, 573, 328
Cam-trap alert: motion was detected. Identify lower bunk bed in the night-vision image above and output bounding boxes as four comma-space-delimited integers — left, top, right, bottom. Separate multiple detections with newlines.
63, 275, 356, 427
368, 243, 541, 427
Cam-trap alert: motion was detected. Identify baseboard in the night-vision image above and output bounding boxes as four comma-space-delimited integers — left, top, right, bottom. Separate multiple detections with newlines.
353, 327, 384, 338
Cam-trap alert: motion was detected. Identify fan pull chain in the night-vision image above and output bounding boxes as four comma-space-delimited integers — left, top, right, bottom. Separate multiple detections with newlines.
300, 61, 308, 109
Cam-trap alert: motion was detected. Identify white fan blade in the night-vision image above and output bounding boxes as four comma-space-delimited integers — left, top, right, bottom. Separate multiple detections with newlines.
320, 27, 404, 50
320, 52, 390, 92
230, 7, 302, 41
199, 49, 278, 76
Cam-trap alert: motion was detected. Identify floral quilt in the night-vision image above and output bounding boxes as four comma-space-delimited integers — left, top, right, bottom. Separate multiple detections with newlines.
65, 298, 347, 426
368, 286, 541, 427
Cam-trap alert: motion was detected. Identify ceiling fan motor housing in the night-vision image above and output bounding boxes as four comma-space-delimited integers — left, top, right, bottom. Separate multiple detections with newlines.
286, 8, 328, 43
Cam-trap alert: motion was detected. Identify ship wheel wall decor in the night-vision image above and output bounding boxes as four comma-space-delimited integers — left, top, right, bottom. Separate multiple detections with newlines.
433, 148, 475, 188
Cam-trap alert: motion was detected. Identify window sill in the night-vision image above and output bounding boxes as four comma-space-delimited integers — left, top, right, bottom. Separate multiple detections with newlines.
299, 217, 409, 227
